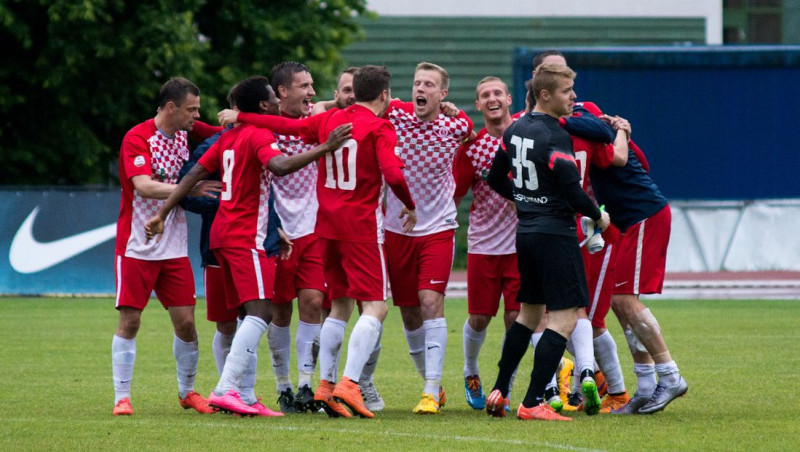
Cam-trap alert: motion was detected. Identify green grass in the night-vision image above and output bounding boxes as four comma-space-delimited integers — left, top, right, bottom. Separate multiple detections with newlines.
1, 297, 799, 451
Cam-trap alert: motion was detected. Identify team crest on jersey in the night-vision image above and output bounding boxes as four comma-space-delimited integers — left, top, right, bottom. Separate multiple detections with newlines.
434, 126, 452, 139
133, 156, 145, 167
178, 146, 189, 160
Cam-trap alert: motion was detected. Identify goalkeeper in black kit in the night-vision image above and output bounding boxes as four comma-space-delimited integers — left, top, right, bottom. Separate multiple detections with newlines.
483, 62, 610, 421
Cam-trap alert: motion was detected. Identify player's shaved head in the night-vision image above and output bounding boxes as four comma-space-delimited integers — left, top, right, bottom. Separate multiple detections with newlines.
353, 65, 391, 102
157, 77, 199, 108
475, 76, 508, 100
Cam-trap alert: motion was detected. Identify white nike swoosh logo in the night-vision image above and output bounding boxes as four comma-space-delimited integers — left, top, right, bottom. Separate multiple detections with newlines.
9, 206, 116, 274
430, 280, 445, 285
615, 281, 628, 287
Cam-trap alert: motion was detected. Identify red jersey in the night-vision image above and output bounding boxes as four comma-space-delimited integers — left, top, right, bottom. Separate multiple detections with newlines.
238, 107, 407, 243
116, 119, 190, 260
198, 124, 282, 250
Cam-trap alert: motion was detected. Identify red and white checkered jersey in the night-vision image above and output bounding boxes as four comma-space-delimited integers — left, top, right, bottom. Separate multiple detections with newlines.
116, 119, 190, 260
454, 127, 518, 255
198, 124, 282, 250
384, 100, 473, 236
272, 119, 319, 240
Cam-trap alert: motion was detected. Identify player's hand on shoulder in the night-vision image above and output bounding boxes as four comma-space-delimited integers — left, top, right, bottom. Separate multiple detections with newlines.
324, 123, 353, 151
217, 109, 239, 127
440, 101, 460, 117
189, 180, 222, 199
400, 207, 417, 233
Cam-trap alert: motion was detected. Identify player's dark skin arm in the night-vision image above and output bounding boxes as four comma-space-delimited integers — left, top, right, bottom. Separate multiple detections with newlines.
486, 147, 514, 200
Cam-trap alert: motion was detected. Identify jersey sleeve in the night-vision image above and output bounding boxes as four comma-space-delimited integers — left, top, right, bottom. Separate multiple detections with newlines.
254, 130, 284, 166
457, 109, 474, 137
590, 141, 616, 169
629, 140, 650, 172
561, 113, 616, 144
191, 120, 224, 141
121, 132, 152, 179
453, 140, 474, 198
486, 141, 513, 201
237, 112, 319, 144
374, 123, 404, 170
548, 143, 581, 187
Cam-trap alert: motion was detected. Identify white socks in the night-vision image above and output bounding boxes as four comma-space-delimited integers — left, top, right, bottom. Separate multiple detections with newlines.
296, 321, 320, 389
462, 320, 486, 377
655, 360, 681, 387
319, 317, 347, 383
404, 326, 426, 379
360, 328, 382, 383
343, 316, 382, 381
268, 323, 292, 392
239, 351, 259, 405
633, 363, 657, 397
593, 330, 626, 394
212, 330, 234, 376
571, 318, 594, 376
215, 315, 267, 395
173, 335, 199, 399
112, 335, 136, 404
423, 318, 447, 401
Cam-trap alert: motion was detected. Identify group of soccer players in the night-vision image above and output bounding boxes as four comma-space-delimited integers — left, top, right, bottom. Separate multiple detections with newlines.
111, 49, 687, 421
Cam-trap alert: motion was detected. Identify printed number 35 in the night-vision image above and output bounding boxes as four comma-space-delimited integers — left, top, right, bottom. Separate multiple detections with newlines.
510, 135, 538, 190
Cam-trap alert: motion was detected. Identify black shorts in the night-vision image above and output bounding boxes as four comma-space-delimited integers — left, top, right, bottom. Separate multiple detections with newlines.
516, 232, 589, 311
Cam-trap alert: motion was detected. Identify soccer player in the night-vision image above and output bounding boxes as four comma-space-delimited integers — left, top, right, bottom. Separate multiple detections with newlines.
178, 85, 286, 414
312, 66, 358, 114
111, 77, 223, 416
384, 61, 473, 414
590, 132, 689, 414
537, 50, 687, 414
218, 65, 417, 419
531, 50, 633, 415
145, 75, 352, 417
266, 62, 328, 413
484, 63, 610, 421
453, 76, 522, 411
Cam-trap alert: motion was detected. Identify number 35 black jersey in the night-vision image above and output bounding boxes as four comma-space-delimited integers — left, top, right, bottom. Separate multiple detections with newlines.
487, 112, 598, 237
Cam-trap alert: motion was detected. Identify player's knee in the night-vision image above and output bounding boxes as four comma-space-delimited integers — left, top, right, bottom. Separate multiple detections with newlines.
468, 314, 492, 332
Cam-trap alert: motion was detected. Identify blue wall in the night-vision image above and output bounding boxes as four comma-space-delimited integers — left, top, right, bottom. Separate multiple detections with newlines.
513, 46, 800, 200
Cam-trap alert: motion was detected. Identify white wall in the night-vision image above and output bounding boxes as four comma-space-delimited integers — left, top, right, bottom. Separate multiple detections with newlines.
366, 0, 723, 44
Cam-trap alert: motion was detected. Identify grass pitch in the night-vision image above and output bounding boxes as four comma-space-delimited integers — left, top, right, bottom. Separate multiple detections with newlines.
1, 297, 798, 451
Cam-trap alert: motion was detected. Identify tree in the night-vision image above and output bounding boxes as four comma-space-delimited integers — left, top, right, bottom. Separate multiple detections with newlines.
0, 0, 370, 185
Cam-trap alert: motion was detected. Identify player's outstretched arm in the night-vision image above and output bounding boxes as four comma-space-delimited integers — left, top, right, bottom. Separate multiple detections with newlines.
268, 123, 352, 176
144, 164, 216, 242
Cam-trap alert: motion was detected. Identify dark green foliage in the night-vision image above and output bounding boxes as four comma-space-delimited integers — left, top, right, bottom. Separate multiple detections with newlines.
0, 0, 369, 185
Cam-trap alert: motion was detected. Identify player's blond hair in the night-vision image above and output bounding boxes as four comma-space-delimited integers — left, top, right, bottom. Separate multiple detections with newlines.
415, 62, 449, 91
531, 63, 576, 101
475, 76, 508, 100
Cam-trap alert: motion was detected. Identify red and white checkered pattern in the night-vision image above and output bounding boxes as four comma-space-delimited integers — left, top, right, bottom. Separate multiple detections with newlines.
462, 129, 518, 255
126, 130, 190, 260
272, 133, 318, 240
385, 105, 471, 236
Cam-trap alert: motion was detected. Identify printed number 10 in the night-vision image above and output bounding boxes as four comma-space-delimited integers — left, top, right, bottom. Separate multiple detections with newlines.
325, 138, 357, 190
